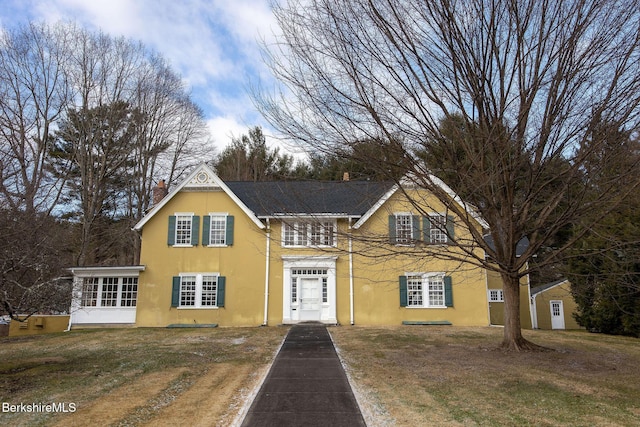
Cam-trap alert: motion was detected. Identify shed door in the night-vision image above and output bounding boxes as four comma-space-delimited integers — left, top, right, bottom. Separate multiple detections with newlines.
550, 300, 565, 330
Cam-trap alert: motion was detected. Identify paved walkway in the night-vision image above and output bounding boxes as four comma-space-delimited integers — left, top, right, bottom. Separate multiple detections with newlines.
241, 324, 366, 427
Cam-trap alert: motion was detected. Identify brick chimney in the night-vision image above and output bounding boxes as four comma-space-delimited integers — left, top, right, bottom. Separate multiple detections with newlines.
153, 180, 168, 205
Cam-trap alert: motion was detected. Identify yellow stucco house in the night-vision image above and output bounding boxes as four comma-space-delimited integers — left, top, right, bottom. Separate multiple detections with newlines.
69, 163, 493, 328
487, 273, 582, 330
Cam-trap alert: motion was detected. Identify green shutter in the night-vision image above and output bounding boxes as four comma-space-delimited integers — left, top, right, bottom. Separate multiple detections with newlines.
446, 215, 455, 243
423, 216, 431, 243
217, 276, 226, 307
191, 216, 200, 246
202, 216, 211, 246
168, 216, 176, 245
399, 275, 408, 307
389, 215, 396, 244
225, 216, 234, 246
444, 276, 453, 307
412, 215, 420, 241
171, 276, 180, 307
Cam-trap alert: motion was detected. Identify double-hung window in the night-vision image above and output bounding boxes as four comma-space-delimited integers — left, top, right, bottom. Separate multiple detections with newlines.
175, 215, 193, 245
172, 274, 226, 308
400, 273, 453, 308
203, 214, 234, 246
395, 214, 413, 244
390, 213, 455, 245
282, 219, 336, 247
389, 213, 419, 245
168, 213, 199, 246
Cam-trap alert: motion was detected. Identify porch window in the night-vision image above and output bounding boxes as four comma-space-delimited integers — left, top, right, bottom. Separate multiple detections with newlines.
81, 277, 99, 307
101, 277, 119, 307
80, 276, 138, 308
121, 277, 138, 307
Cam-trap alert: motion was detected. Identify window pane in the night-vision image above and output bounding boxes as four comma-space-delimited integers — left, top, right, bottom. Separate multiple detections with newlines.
209, 216, 226, 245
291, 277, 297, 303
201, 276, 218, 306
180, 276, 196, 306
101, 277, 119, 307
430, 215, 448, 244
407, 275, 423, 306
428, 277, 445, 306
396, 215, 412, 243
176, 215, 192, 245
283, 222, 295, 246
121, 277, 138, 307
81, 277, 99, 307
322, 277, 328, 303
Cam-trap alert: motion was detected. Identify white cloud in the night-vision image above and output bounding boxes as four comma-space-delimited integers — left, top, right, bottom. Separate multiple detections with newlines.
1, 0, 278, 149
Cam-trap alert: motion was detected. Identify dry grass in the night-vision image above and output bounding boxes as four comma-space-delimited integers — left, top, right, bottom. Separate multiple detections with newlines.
330, 326, 640, 427
0, 327, 287, 426
2, 326, 639, 426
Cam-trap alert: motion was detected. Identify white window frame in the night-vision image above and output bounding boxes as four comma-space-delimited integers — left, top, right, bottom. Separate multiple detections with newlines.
405, 272, 446, 308
174, 213, 194, 246
428, 213, 449, 244
488, 289, 504, 302
282, 219, 337, 248
395, 213, 413, 244
80, 276, 139, 308
208, 213, 228, 246
81, 277, 99, 307
177, 273, 220, 309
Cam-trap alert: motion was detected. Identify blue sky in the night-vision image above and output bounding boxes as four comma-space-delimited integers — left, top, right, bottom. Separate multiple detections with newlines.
0, 0, 281, 153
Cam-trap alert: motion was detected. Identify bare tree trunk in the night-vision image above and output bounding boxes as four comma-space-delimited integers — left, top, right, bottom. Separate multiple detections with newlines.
501, 274, 542, 351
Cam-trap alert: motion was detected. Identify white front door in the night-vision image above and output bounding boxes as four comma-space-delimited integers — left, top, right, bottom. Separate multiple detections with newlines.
282, 257, 337, 324
299, 277, 322, 321
550, 300, 565, 329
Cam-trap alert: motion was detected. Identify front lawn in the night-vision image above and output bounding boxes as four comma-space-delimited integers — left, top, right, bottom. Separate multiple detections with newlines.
2, 326, 638, 426
331, 326, 640, 426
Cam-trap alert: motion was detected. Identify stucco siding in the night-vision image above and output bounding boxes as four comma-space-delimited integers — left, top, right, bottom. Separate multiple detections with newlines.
136, 190, 266, 327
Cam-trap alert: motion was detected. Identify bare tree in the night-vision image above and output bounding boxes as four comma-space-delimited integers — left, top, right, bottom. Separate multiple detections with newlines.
0, 22, 72, 214
0, 208, 74, 320
126, 54, 210, 263
257, 0, 640, 350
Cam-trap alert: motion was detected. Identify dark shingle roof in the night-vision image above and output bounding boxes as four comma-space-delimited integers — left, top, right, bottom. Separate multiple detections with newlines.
531, 279, 569, 296
226, 180, 393, 217
483, 234, 530, 257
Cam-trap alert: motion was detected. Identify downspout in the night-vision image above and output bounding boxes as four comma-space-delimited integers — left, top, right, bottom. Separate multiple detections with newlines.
263, 218, 271, 326
349, 217, 355, 325
65, 272, 76, 332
